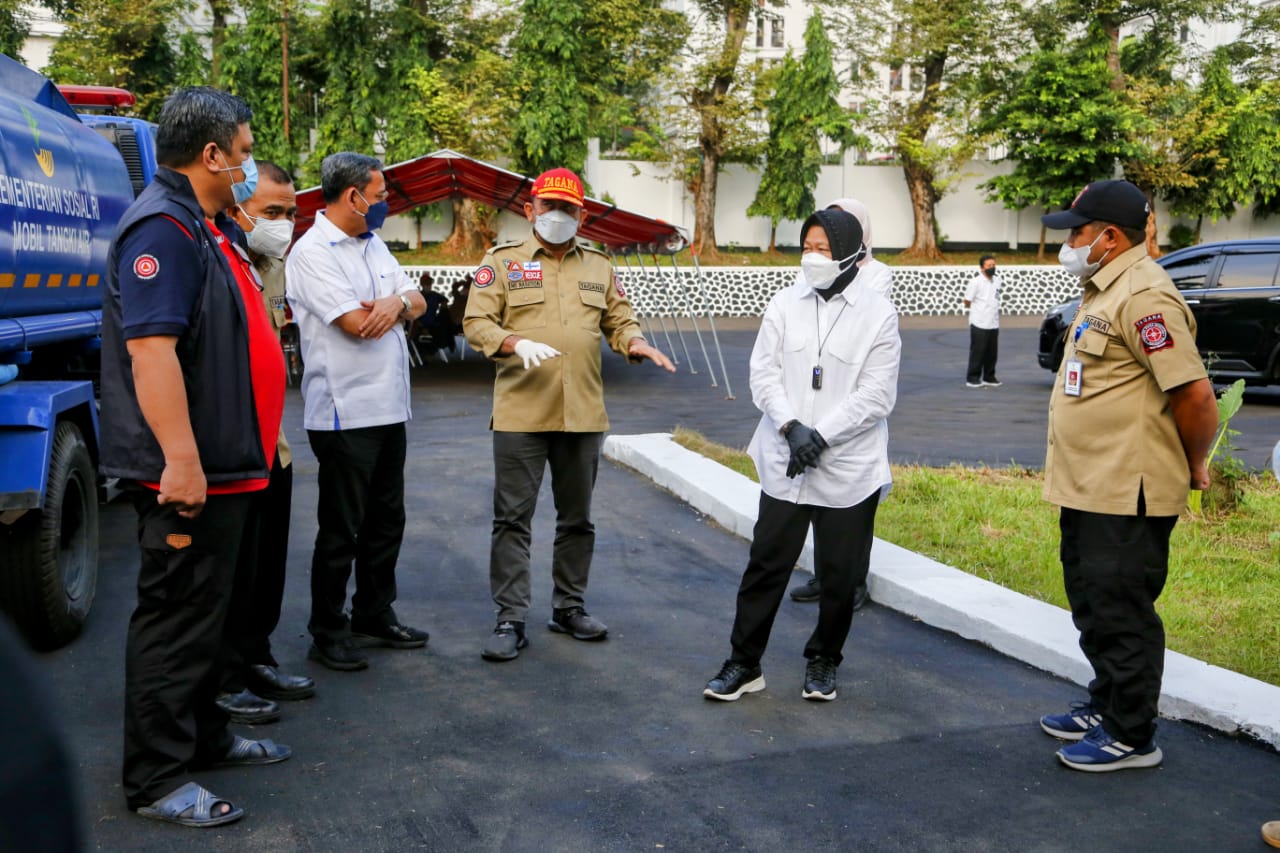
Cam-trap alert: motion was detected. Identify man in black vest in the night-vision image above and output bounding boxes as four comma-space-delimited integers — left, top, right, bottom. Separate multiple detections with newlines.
101, 87, 291, 827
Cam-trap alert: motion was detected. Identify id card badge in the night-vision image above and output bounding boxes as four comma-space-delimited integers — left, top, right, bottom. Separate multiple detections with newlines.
1063, 358, 1083, 397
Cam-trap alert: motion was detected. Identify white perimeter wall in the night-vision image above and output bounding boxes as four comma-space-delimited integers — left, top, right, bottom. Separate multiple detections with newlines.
378, 145, 1276, 252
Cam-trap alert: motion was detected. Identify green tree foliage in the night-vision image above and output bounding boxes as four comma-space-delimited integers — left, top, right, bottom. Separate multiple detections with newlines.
0, 0, 30, 58
579, 0, 688, 156
748, 12, 863, 250
1225, 2, 1280, 220
510, 0, 589, 176
43, 0, 183, 119
981, 26, 1143, 256
306, 0, 385, 178
218, 0, 308, 172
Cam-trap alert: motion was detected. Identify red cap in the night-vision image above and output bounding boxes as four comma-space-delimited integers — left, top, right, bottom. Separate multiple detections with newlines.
532, 168, 584, 207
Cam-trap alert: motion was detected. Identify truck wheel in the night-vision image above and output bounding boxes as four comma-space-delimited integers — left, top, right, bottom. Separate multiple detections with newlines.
0, 421, 98, 649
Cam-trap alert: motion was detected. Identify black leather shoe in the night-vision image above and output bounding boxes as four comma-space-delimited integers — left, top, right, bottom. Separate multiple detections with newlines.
351, 621, 429, 650
790, 576, 820, 602
307, 637, 369, 671
853, 582, 870, 611
215, 689, 281, 724
245, 664, 316, 701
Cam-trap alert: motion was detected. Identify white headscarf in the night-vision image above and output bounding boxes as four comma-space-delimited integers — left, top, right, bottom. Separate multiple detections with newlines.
826, 198, 873, 267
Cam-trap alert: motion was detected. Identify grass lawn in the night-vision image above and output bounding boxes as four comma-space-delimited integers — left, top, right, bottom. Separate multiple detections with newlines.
672, 427, 1280, 687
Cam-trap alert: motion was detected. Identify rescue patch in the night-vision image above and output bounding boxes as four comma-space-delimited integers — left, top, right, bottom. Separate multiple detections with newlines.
579, 281, 607, 294
133, 254, 159, 280
1135, 313, 1174, 353
1082, 315, 1111, 336
523, 270, 543, 281
474, 265, 495, 288
165, 533, 192, 550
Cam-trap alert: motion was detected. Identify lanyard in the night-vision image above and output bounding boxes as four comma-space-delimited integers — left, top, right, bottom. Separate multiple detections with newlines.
811, 297, 848, 390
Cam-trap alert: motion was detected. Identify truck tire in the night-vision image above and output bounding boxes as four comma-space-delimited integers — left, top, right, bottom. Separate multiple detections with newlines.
0, 421, 98, 649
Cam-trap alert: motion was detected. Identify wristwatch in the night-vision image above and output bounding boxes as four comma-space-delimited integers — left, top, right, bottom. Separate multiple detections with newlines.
398, 293, 412, 315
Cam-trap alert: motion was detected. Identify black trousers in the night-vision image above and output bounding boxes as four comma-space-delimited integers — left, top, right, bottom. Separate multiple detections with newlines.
123, 490, 250, 809
489, 431, 602, 623
221, 454, 292, 692
1060, 506, 1177, 747
730, 490, 879, 667
966, 325, 999, 383
307, 424, 406, 643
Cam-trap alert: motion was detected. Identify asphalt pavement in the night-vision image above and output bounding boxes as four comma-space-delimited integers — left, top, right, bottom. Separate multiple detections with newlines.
30, 316, 1280, 851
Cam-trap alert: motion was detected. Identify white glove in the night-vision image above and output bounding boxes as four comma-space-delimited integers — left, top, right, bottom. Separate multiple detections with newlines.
513, 338, 561, 369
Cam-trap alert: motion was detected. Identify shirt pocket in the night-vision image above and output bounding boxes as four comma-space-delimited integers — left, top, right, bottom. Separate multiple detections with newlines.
577, 286, 607, 331
1074, 327, 1111, 361
506, 286, 547, 331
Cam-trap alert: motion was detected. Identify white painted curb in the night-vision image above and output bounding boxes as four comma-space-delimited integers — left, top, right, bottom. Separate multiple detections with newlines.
604, 432, 1280, 748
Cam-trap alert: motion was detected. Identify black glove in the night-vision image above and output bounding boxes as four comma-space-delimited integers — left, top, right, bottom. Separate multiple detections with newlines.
784, 422, 827, 478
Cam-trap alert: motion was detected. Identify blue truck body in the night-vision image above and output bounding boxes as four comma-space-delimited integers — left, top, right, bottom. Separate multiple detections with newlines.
0, 55, 157, 647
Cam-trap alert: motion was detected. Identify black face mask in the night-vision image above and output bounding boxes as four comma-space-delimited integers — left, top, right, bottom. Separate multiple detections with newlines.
984, 266, 996, 277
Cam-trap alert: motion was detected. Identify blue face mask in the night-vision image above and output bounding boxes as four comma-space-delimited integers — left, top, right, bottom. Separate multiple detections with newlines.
218, 152, 258, 205
356, 190, 389, 231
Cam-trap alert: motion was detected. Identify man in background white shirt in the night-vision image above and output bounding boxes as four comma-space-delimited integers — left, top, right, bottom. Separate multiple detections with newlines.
963, 255, 1002, 387
286, 152, 428, 672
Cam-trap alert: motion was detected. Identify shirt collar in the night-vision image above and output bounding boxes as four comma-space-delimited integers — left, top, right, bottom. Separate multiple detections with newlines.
313, 210, 367, 246
531, 236, 582, 260
1089, 243, 1149, 292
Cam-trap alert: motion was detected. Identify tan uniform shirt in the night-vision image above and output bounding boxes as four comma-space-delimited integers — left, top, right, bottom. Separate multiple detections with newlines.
463, 237, 643, 432
1043, 245, 1207, 516
254, 253, 292, 468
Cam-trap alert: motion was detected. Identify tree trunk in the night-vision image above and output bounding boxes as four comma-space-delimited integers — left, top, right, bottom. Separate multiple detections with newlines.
1039, 221, 1047, 261
768, 222, 777, 253
899, 158, 943, 261
442, 197, 495, 259
1141, 188, 1160, 258
1101, 19, 1125, 92
689, 1, 751, 264
208, 0, 231, 85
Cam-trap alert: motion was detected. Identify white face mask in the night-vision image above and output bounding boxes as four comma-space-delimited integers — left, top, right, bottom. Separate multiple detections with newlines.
801, 250, 860, 290
1058, 229, 1111, 279
240, 210, 294, 259
534, 209, 579, 245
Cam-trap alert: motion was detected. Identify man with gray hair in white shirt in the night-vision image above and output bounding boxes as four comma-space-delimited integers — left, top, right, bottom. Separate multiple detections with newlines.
704, 208, 900, 703
286, 152, 429, 672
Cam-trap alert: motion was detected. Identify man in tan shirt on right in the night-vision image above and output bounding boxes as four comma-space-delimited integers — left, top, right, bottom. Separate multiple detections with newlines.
1037, 180, 1217, 772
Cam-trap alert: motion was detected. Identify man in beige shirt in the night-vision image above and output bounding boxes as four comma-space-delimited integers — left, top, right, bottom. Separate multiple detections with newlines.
464, 167, 673, 661
1038, 180, 1217, 772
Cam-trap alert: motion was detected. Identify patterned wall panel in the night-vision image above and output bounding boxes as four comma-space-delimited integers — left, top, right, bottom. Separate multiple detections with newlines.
402, 264, 1083, 318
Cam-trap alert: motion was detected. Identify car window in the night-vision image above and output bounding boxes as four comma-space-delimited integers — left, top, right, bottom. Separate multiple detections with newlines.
1216, 252, 1280, 289
1161, 252, 1216, 289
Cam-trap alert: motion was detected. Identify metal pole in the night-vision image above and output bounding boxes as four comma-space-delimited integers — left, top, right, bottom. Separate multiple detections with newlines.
624, 252, 676, 364
613, 252, 655, 342
637, 251, 695, 374
690, 253, 734, 400
281, 0, 290, 140
661, 253, 717, 388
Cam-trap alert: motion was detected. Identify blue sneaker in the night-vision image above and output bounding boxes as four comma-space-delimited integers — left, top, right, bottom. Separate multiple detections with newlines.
1040, 701, 1102, 740
1057, 726, 1162, 772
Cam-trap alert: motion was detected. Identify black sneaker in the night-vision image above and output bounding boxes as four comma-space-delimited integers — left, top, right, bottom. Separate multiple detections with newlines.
703, 660, 765, 701
790, 576, 820, 602
351, 621, 429, 649
802, 656, 838, 701
481, 621, 528, 662
307, 637, 369, 671
548, 606, 608, 640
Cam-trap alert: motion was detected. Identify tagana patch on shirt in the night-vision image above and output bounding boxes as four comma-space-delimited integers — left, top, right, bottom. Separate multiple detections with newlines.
1135, 313, 1174, 353
579, 281, 607, 294
1082, 315, 1111, 336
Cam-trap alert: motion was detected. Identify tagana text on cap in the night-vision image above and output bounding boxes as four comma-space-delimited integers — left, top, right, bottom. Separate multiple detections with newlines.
1041, 179, 1151, 231
532, 168, 584, 207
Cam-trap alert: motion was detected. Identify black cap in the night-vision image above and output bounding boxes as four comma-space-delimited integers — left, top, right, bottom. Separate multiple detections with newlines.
1041, 179, 1151, 230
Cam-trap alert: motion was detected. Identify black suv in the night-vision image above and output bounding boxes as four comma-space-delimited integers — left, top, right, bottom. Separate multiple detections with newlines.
1038, 238, 1280, 385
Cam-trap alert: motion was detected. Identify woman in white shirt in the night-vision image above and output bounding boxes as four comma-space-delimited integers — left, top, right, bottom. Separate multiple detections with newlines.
703, 208, 901, 703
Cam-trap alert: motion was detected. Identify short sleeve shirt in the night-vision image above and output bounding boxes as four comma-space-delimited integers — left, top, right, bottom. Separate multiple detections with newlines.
462, 237, 643, 432
117, 216, 203, 340
1043, 245, 1208, 516
285, 211, 417, 431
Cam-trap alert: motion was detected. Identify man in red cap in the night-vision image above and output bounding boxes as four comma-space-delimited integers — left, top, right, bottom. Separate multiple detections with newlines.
464, 167, 674, 662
